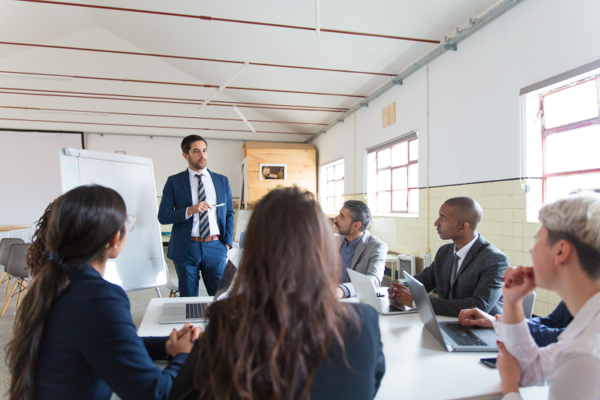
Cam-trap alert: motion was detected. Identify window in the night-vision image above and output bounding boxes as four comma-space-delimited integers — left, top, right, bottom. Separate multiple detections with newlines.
542, 76, 600, 203
320, 160, 344, 213
367, 133, 418, 214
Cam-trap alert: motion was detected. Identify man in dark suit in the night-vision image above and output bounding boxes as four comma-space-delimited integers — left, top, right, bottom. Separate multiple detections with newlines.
158, 135, 234, 297
389, 197, 509, 317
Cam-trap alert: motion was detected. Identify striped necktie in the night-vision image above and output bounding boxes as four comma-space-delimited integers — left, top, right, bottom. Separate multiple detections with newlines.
195, 174, 210, 239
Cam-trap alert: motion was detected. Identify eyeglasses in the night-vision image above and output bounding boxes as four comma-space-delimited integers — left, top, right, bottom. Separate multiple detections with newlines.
126, 215, 136, 232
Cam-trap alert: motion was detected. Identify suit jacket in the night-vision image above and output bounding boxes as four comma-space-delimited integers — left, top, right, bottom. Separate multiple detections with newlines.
169, 303, 385, 400
338, 231, 388, 298
412, 234, 509, 317
158, 169, 235, 262
34, 265, 187, 400
528, 301, 573, 347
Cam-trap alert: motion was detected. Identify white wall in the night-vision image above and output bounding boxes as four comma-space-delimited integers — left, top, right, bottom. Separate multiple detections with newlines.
86, 134, 245, 197
316, 0, 600, 190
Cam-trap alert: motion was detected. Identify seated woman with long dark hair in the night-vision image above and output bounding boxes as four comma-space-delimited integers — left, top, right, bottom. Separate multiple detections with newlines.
170, 187, 385, 400
6, 185, 200, 400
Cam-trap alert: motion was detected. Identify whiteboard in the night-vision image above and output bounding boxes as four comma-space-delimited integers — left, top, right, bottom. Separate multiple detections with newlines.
59, 148, 167, 292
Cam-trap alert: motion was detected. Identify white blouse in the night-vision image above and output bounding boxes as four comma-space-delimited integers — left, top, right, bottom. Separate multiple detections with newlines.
494, 291, 600, 400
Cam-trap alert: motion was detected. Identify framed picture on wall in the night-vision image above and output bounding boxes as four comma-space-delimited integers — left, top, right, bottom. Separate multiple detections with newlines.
259, 163, 287, 181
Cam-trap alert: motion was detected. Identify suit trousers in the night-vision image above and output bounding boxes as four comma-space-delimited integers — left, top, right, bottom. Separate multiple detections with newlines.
174, 240, 228, 297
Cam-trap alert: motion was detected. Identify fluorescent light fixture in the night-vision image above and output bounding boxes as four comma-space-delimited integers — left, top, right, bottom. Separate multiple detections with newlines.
0, 72, 73, 82
199, 62, 249, 111
40, 109, 110, 117
233, 105, 256, 133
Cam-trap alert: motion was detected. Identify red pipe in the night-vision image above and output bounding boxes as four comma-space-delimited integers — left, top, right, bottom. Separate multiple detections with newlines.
0, 41, 396, 77
16, 0, 440, 44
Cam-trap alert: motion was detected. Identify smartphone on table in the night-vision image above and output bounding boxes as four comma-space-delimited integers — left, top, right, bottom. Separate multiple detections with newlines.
480, 357, 497, 369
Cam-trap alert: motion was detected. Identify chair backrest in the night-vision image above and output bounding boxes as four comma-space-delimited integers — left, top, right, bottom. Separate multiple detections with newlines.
522, 291, 536, 319
0, 238, 25, 267
5, 243, 32, 279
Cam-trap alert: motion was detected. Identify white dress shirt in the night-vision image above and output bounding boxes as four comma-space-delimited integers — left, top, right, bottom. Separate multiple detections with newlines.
454, 233, 479, 273
494, 291, 600, 400
186, 167, 220, 237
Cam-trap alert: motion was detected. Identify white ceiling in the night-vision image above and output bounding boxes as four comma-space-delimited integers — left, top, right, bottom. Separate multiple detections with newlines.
0, 0, 502, 142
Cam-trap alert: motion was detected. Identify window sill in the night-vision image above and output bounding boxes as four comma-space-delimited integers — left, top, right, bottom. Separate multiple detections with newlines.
371, 212, 419, 218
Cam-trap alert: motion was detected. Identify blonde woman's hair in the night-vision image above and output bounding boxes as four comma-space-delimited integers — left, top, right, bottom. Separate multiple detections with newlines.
539, 191, 600, 278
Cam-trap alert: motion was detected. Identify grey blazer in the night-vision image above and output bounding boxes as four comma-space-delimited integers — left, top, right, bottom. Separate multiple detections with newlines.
339, 231, 388, 298
412, 234, 509, 317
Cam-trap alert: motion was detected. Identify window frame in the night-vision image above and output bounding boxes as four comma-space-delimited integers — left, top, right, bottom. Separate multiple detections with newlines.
541, 75, 600, 202
320, 159, 344, 214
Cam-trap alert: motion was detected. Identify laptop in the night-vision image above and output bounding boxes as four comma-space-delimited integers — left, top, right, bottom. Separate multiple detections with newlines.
347, 269, 416, 315
403, 271, 498, 352
159, 260, 237, 324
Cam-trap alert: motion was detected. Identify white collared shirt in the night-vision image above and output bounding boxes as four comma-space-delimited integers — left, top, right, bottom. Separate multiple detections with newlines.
494, 291, 600, 400
186, 167, 220, 237
453, 233, 479, 274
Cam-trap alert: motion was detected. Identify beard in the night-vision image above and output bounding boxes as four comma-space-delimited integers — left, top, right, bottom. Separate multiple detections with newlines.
191, 159, 206, 170
334, 222, 351, 236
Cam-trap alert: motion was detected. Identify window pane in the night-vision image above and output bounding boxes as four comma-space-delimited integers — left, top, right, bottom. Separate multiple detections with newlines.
392, 190, 408, 212
335, 163, 344, 180
409, 139, 418, 162
546, 172, 600, 204
544, 80, 599, 129
378, 148, 391, 169
327, 166, 334, 181
367, 152, 377, 194
391, 142, 408, 167
377, 169, 391, 192
546, 124, 600, 174
392, 167, 408, 190
378, 191, 391, 213
335, 179, 343, 196
327, 181, 335, 196
327, 197, 334, 213
408, 189, 419, 213
409, 164, 419, 188
335, 195, 343, 212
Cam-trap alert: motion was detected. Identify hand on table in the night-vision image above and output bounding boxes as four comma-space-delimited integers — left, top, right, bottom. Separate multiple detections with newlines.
388, 281, 413, 306
187, 202, 212, 217
458, 308, 497, 328
497, 340, 521, 396
336, 287, 346, 299
166, 323, 202, 357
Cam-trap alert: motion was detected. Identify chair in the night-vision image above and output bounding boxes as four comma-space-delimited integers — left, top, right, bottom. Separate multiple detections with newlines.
1, 243, 31, 316
0, 238, 25, 292
164, 261, 179, 297
522, 291, 536, 319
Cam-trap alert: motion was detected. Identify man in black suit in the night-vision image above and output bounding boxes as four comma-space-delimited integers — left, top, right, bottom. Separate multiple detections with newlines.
389, 197, 509, 317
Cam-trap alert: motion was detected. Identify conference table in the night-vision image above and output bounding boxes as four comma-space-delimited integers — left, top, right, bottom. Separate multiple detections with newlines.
138, 296, 549, 400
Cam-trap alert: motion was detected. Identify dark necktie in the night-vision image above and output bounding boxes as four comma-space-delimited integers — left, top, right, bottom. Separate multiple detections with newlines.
449, 254, 460, 300
195, 174, 210, 239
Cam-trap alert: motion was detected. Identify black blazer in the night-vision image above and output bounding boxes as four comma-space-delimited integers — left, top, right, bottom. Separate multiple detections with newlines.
34, 265, 187, 400
169, 303, 385, 400
412, 234, 509, 317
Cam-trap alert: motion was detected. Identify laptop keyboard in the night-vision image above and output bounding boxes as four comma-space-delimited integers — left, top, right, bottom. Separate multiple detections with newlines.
378, 298, 403, 313
441, 323, 487, 346
185, 303, 207, 319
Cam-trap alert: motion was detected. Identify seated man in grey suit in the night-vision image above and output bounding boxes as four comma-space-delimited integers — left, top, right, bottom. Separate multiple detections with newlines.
389, 197, 509, 317
333, 200, 387, 298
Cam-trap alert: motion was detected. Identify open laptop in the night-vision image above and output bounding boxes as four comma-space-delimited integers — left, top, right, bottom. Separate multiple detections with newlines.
403, 271, 498, 352
159, 260, 237, 324
347, 269, 416, 315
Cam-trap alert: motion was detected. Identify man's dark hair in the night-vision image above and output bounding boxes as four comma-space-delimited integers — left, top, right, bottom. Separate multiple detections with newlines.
181, 135, 207, 154
343, 200, 371, 232
443, 197, 483, 231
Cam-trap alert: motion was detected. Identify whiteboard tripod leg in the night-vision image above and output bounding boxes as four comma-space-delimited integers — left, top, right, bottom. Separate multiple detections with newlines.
155, 287, 162, 298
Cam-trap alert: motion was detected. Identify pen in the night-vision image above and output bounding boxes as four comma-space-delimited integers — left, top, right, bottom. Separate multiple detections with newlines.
212, 203, 226, 208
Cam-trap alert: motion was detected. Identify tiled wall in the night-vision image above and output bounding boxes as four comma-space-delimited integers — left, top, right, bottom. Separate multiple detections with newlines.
345, 179, 559, 317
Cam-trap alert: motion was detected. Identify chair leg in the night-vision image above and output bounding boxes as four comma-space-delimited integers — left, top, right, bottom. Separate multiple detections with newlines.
6, 276, 11, 294
16, 280, 25, 308
0, 272, 5, 288
1, 281, 18, 316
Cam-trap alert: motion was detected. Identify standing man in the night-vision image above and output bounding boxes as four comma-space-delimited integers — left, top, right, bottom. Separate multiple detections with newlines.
333, 200, 387, 298
158, 135, 234, 297
389, 197, 509, 317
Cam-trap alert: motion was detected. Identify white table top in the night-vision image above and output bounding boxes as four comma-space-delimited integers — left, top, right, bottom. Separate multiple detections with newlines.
138, 297, 548, 400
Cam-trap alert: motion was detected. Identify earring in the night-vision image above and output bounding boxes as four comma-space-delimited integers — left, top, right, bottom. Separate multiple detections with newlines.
105, 243, 110, 249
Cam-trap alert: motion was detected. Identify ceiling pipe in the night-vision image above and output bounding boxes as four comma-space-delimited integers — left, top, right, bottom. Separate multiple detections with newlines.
0, 117, 310, 135
233, 106, 256, 133
0, 87, 348, 112
16, 0, 440, 44
0, 41, 396, 77
0, 70, 366, 98
0, 105, 327, 126
199, 62, 248, 111
306, 0, 526, 142
84, 131, 304, 144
